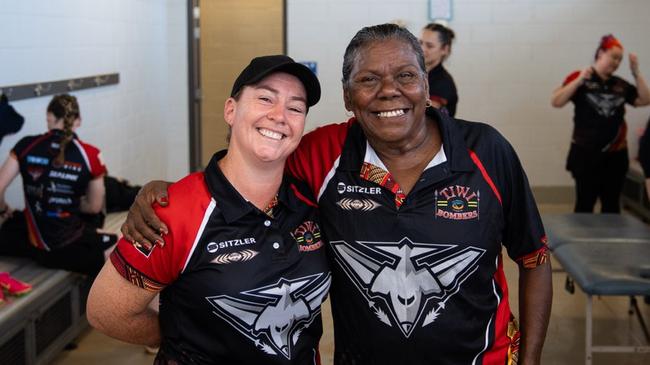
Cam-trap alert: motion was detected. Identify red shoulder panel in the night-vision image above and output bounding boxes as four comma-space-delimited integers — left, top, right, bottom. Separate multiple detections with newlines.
111, 172, 212, 288
75, 139, 107, 178
562, 70, 581, 86
286, 119, 353, 197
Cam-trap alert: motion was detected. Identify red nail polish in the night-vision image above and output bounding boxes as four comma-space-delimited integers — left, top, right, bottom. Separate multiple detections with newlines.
160, 196, 168, 204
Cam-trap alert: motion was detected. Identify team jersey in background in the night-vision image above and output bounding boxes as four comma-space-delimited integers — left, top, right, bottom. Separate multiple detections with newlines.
11, 129, 106, 250
563, 70, 637, 152
428, 63, 458, 117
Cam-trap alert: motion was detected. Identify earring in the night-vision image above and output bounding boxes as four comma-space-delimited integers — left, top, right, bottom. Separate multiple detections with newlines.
426, 99, 433, 108
345, 110, 355, 118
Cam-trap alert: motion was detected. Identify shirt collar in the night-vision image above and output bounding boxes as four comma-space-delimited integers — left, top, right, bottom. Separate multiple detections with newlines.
203, 150, 300, 224
363, 140, 447, 171
50, 129, 79, 140
338, 108, 473, 173
430, 63, 445, 75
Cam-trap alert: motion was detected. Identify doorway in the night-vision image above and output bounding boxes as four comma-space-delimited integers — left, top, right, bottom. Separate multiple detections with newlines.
188, 0, 286, 171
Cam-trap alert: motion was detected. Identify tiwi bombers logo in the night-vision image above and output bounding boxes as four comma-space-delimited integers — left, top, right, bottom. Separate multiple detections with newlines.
206, 273, 331, 359
330, 238, 485, 338
435, 185, 479, 220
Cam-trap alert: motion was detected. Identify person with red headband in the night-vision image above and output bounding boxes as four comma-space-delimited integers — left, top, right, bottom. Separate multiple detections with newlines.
551, 34, 650, 213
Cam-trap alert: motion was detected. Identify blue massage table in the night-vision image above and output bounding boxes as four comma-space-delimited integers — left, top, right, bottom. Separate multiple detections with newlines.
543, 213, 650, 364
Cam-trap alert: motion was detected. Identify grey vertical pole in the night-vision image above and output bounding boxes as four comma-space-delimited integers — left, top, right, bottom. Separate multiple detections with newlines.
586, 295, 593, 365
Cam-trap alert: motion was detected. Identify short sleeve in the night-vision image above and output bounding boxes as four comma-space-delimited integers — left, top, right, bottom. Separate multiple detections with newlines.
11, 136, 35, 159
76, 140, 107, 178
109, 172, 213, 291
109, 206, 179, 291
624, 80, 638, 105
562, 70, 581, 86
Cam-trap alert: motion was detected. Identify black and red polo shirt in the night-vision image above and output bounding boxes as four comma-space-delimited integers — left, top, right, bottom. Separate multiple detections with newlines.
11, 129, 107, 250
428, 63, 458, 117
563, 70, 637, 152
110, 151, 330, 365
287, 108, 547, 365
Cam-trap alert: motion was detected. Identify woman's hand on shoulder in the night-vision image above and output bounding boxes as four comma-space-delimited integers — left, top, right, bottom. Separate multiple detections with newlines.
120, 180, 171, 250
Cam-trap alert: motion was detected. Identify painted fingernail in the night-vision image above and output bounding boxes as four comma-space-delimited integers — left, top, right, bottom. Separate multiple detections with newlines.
160, 196, 168, 204
155, 239, 164, 247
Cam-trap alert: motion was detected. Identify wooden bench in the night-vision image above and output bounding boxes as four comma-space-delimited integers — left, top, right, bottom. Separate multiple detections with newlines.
0, 212, 126, 365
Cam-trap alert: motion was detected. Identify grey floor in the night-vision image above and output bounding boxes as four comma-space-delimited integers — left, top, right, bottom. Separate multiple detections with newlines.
51, 205, 650, 365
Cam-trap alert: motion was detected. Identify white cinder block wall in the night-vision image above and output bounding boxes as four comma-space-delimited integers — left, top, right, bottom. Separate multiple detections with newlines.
0, 0, 189, 209
287, 0, 650, 187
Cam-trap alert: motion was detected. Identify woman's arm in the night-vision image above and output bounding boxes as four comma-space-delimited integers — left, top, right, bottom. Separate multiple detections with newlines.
551, 67, 592, 108
0, 155, 20, 216
518, 260, 553, 365
630, 53, 650, 106
80, 176, 106, 214
87, 261, 161, 346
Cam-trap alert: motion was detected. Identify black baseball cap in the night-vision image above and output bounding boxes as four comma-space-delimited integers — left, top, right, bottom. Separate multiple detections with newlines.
0, 95, 25, 145
230, 55, 321, 107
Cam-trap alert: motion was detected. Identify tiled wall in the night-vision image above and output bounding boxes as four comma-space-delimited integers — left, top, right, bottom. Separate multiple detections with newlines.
0, 0, 189, 209
287, 0, 650, 187
3, 0, 648, 207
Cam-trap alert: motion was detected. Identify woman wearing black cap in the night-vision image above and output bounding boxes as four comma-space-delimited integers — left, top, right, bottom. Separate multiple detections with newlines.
87, 55, 330, 364
552, 34, 650, 213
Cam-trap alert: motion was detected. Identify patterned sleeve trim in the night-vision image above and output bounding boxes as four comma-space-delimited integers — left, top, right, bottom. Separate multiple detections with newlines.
506, 316, 520, 365
110, 249, 166, 291
516, 244, 549, 270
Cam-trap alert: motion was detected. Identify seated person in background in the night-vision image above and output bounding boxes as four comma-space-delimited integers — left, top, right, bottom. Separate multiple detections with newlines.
639, 116, 650, 305
638, 116, 650, 198
0, 94, 116, 277
87, 55, 330, 364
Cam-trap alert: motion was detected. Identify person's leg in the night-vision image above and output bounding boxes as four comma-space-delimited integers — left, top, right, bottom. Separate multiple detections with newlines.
34, 228, 117, 277
599, 150, 628, 213
573, 175, 599, 213
0, 212, 36, 258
